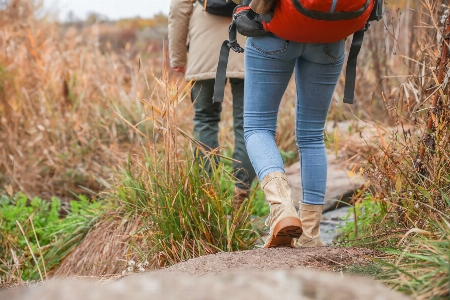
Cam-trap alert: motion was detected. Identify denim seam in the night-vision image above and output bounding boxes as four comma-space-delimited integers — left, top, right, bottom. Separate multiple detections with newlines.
298, 149, 304, 206
299, 43, 306, 56
323, 43, 340, 61
251, 40, 289, 55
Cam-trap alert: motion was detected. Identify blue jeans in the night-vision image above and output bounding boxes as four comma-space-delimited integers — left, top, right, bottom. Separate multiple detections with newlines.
243, 35, 345, 205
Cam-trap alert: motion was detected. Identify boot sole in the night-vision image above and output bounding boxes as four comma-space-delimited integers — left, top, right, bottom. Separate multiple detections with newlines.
265, 217, 303, 248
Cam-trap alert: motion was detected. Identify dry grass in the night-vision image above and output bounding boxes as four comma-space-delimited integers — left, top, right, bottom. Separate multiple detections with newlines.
53, 213, 144, 277
0, 0, 190, 283
0, 0, 174, 200
363, 0, 450, 232
338, 1, 450, 298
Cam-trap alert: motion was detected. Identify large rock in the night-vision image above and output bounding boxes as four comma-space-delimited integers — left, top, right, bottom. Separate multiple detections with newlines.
285, 154, 365, 212
320, 206, 353, 245
2, 267, 410, 300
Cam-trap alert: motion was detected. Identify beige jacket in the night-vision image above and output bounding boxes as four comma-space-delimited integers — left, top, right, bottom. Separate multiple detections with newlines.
168, 0, 246, 81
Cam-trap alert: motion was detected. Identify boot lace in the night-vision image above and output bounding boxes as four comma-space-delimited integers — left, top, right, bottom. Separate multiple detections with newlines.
264, 214, 271, 227
264, 204, 277, 227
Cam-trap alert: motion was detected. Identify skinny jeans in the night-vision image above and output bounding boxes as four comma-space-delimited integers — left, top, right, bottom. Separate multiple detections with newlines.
191, 79, 256, 189
243, 35, 345, 205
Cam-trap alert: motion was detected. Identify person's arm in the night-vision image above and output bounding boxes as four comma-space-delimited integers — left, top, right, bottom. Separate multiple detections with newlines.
168, 0, 193, 73
173, 66, 187, 73
250, 0, 277, 14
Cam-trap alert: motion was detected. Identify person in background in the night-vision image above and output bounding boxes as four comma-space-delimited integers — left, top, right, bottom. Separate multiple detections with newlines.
241, 0, 345, 248
168, 0, 256, 209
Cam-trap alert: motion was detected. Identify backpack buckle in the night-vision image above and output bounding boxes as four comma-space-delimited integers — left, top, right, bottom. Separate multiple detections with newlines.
228, 40, 244, 53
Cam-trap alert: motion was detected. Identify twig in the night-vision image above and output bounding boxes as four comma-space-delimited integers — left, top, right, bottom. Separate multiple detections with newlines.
16, 220, 44, 282
318, 256, 345, 267
29, 217, 47, 279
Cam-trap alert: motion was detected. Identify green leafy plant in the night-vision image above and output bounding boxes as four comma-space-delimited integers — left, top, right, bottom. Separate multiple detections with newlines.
337, 193, 397, 247
0, 193, 103, 284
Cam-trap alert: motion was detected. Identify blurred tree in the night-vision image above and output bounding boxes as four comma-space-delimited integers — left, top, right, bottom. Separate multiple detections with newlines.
86, 11, 108, 24
153, 12, 168, 26
66, 10, 77, 23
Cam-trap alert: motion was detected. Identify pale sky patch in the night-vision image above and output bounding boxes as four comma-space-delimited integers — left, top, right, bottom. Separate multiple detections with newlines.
43, 0, 170, 21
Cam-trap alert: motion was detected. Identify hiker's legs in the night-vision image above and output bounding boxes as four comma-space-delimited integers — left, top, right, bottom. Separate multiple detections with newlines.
292, 40, 345, 248
230, 78, 256, 190
243, 36, 296, 180
243, 35, 345, 247
244, 35, 302, 247
243, 37, 344, 193
294, 41, 345, 205
191, 78, 255, 205
191, 79, 221, 168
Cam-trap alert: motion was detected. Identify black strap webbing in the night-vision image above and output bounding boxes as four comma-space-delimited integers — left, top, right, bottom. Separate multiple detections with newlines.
213, 20, 244, 103
343, 29, 365, 104
213, 40, 232, 103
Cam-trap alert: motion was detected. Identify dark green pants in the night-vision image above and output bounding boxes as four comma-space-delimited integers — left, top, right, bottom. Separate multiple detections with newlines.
191, 79, 256, 189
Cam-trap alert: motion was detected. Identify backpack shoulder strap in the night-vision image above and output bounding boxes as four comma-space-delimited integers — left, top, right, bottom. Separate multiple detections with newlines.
213, 8, 246, 103
344, 0, 383, 103
213, 41, 234, 103
343, 27, 366, 104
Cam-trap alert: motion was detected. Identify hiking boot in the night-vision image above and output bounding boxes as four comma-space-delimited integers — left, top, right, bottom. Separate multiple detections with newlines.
232, 186, 250, 211
262, 172, 302, 248
291, 203, 325, 248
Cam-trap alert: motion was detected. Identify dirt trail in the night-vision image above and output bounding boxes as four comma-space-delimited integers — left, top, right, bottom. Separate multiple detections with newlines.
157, 247, 382, 276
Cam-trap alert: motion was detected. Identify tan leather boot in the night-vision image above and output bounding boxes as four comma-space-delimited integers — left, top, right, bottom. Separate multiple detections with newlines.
232, 186, 250, 211
292, 203, 325, 248
262, 172, 302, 248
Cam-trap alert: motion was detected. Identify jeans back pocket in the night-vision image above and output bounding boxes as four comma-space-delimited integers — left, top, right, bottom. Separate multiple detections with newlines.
323, 40, 345, 61
250, 35, 289, 55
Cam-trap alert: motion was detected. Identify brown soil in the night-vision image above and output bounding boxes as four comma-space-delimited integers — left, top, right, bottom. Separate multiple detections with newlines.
156, 247, 382, 276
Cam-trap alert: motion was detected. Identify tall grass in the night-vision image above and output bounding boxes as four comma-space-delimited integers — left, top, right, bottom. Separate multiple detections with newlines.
0, 0, 260, 278
111, 73, 259, 268
53, 69, 260, 275
116, 152, 258, 267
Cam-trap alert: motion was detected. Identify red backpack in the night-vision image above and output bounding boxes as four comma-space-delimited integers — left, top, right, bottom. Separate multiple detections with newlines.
213, 0, 383, 104
264, 0, 379, 43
